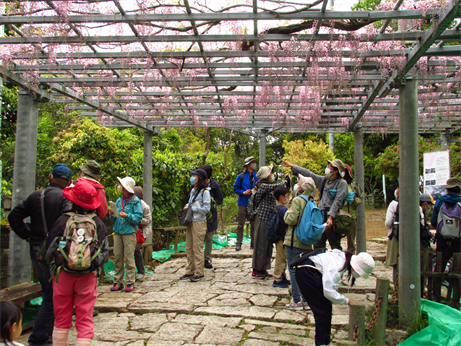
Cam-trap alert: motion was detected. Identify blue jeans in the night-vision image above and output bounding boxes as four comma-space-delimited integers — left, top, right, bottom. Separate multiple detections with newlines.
286, 246, 306, 304
29, 248, 55, 346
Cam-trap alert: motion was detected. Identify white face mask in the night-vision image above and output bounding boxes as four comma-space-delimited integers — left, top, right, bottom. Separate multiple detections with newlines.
293, 184, 300, 196
325, 167, 332, 177
394, 189, 399, 199
341, 171, 345, 178
251, 163, 257, 170
117, 185, 123, 194
283, 197, 289, 205
269, 174, 275, 183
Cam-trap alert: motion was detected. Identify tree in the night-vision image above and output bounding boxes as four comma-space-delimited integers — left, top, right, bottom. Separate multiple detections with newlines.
282, 139, 335, 175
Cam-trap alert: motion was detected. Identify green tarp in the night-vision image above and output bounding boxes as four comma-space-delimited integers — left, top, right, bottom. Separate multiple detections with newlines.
398, 299, 461, 346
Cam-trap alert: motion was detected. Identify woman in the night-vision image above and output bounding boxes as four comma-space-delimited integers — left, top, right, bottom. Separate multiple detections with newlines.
294, 249, 375, 346
133, 186, 153, 281
180, 168, 211, 282
252, 164, 290, 279
385, 187, 399, 284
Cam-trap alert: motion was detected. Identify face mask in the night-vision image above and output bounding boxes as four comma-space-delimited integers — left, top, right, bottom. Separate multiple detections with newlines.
117, 185, 123, 193
251, 163, 257, 170
394, 189, 399, 199
352, 270, 361, 279
325, 167, 332, 177
190, 176, 196, 185
269, 175, 275, 183
283, 197, 289, 205
341, 171, 345, 178
293, 184, 300, 196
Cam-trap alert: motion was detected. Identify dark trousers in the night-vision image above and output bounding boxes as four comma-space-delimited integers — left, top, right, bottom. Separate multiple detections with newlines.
237, 205, 254, 245
134, 244, 145, 275
252, 214, 272, 272
296, 259, 333, 346
434, 239, 461, 301
29, 248, 55, 346
314, 211, 343, 250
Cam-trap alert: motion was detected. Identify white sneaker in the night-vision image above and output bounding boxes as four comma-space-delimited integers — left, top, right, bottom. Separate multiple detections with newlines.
285, 301, 304, 311
136, 274, 145, 281
302, 300, 312, 311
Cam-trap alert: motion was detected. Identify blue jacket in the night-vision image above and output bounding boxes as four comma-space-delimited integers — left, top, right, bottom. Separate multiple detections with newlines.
110, 195, 143, 235
233, 171, 258, 206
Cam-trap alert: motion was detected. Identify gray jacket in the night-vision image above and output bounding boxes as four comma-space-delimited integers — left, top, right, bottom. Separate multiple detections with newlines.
292, 165, 348, 218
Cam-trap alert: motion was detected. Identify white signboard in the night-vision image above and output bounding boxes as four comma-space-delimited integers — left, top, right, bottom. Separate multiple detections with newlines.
423, 150, 450, 199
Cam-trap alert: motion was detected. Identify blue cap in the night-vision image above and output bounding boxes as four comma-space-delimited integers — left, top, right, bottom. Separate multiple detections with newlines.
50, 164, 72, 181
189, 169, 207, 181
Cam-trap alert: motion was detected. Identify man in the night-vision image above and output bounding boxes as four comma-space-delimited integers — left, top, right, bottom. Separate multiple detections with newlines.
8, 164, 72, 346
233, 156, 258, 251
282, 159, 348, 250
77, 160, 108, 220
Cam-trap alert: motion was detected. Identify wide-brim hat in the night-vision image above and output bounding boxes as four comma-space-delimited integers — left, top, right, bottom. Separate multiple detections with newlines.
351, 253, 375, 279
443, 177, 461, 190
419, 193, 434, 204
244, 156, 257, 166
327, 159, 346, 175
63, 180, 100, 210
256, 163, 274, 180
298, 174, 316, 195
344, 164, 353, 178
189, 169, 207, 181
80, 160, 101, 180
117, 176, 135, 194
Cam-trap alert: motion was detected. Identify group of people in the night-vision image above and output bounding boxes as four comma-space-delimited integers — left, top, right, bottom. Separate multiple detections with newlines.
5, 161, 152, 346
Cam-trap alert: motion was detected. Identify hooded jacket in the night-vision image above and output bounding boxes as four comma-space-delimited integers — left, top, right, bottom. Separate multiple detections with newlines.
110, 195, 143, 234
233, 170, 258, 206
76, 177, 108, 220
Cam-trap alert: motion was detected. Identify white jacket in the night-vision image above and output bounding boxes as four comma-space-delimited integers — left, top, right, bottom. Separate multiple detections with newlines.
140, 199, 152, 237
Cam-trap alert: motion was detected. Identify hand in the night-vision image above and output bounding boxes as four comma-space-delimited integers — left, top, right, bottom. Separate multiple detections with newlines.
184, 205, 189, 209
108, 209, 115, 216
326, 216, 333, 229
6, 224, 12, 231
119, 212, 127, 219
243, 190, 251, 195
285, 173, 290, 177
348, 300, 357, 306
282, 160, 293, 168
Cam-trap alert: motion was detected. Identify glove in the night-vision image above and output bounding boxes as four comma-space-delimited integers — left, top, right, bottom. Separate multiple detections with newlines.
328, 189, 337, 197
345, 191, 355, 203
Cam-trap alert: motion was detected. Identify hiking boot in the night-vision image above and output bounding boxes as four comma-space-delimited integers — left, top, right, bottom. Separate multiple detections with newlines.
110, 283, 124, 291
190, 275, 205, 282
136, 274, 145, 281
252, 270, 265, 280
204, 260, 213, 269
125, 284, 134, 292
180, 274, 194, 280
235, 244, 242, 251
284, 301, 303, 311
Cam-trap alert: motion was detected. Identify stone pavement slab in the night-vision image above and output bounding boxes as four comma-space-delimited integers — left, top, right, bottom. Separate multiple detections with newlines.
172, 314, 242, 328
194, 326, 244, 345
153, 322, 203, 342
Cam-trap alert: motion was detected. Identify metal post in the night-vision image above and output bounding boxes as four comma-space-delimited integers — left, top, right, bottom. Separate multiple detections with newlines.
7, 90, 39, 286
398, 78, 421, 325
440, 132, 449, 150
354, 126, 366, 253
143, 130, 153, 262
329, 132, 335, 154
259, 130, 267, 167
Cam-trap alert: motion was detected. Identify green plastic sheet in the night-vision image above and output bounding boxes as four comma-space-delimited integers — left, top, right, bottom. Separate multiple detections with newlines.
398, 299, 461, 346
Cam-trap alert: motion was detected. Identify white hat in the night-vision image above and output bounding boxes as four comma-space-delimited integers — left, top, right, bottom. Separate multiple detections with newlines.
117, 176, 135, 194
298, 174, 315, 195
256, 163, 274, 180
350, 252, 375, 279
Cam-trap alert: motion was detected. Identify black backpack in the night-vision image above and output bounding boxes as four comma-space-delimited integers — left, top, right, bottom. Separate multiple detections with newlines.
265, 205, 287, 243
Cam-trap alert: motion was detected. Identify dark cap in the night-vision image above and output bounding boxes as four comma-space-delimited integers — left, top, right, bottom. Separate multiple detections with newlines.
80, 160, 101, 180
50, 164, 72, 181
189, 169, 207, 181
133, 186, 144, 200
199, 164, 212, 178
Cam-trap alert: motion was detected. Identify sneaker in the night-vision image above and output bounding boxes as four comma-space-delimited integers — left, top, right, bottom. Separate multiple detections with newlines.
235, 244, 242, 251
250, 243, 254, 249
272, 280, 290, 288
302, 301, 312, 311
136, 274, 145, 281
263, 271, 273, 278
180, 274, 194, 280
285, 301, 304, 311
190, 275, 205, 282
125, 284, 134, 292
93, 310, 99, 317
110, 283, 124, 291
204, 260, 213, 269
252, 270, 265, 280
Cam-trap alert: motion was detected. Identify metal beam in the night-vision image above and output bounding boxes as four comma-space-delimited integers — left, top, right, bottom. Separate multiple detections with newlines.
0, 67, 52, 101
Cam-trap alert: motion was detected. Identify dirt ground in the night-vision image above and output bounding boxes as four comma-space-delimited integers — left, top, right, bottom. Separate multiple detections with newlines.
365, 208, 388, 240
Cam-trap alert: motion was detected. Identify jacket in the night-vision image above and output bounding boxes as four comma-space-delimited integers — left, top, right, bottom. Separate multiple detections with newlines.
292, 165, 348, 218
233, 170, 258, 206
8, 183, 71, 247
140, 199, 152, 237
254, 180, 288, 222
45, 212, 109, 275
109, 195, 143, 234
187, 187, 211, 222
76, 177, 108, 220
283, 191, 314, 250
207, 178, 224, 232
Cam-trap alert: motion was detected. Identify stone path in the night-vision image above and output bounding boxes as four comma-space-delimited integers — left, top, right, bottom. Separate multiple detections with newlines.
17, 239, 392, 346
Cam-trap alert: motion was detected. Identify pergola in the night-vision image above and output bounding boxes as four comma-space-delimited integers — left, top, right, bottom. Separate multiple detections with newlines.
2, 0, 461, 322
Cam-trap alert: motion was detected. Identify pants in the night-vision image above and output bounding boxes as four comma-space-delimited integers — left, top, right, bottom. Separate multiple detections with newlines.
134, 244, 145, 275
434, 239, 461, 301
186, 220, 207, 276
237, 205, 254, 245
29, 248, 55, 346
252, 214, 272, 272
114, 233, 137, 285
204, 231, 214, 262
286, 246, 306, 303
346, 219, 357, 254
53, 271, 98, 339
273, 240, 287, 280
296, 259, 333, 346
314, 211, 343, 251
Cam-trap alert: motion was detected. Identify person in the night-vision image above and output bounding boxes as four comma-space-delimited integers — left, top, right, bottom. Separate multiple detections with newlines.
132, 186, 153, 281
294, 250, 375, 346
8, 163, 72, 346
283, 174, 317, 310
180, 168, 211, 282
76, 160, 108, 220
0, 301, 24, 346
282, 159, 348, 250
45, 180, 109, 346
108, 177, 143, 292
252, 164, 290, 279
342, 164, 364, 254
430, 177, 461, 298
385, 187, 399, 284
199, 164, 224, 269
233, 156, 258, 251
271, 186, 291, 288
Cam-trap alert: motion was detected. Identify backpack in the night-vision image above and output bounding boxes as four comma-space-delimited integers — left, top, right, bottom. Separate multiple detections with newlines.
331, 206, 353, 236
295, 195, 325, 245
437, 202, 461, 239
58, 212, 101, 273
265, 205, 287, 243
390, 201, 400, 240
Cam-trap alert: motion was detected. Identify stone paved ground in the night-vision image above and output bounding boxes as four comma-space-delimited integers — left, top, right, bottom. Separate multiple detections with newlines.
17, 238, 392, 346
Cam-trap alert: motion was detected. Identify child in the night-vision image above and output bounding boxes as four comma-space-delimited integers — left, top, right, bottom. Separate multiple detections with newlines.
45, 180, 109, 346
272, 186, 291, 288
0, 301, 24, 346
108, 177, 143, 292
